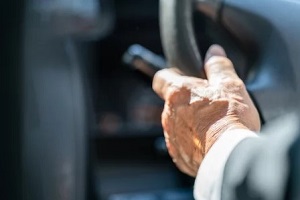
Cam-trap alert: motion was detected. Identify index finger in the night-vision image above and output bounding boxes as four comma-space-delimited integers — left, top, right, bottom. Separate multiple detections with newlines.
152, 68, 183, 100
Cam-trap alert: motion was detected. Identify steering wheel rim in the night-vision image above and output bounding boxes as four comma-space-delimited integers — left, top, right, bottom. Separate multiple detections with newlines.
159, 0, 202, 76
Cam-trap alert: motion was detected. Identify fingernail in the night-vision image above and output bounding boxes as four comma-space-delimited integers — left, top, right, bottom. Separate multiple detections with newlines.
205, 44, 227, 63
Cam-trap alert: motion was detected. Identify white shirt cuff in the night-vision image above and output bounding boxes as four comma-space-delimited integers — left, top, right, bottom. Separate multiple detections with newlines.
194, 129, 258, 200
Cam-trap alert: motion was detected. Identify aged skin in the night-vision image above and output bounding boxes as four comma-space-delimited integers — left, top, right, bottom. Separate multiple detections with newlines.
152, 45, 261, 177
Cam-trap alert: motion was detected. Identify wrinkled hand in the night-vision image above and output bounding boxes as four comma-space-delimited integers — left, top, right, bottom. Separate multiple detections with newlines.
152, 45, 260, 177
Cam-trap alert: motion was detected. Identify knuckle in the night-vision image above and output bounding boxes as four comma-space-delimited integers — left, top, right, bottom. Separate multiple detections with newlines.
220, 77, 245, 90
166, 82, 190, 99
223, 57, 234, 66
166, 85, 181, 99
234, 78, 246, 90
219, 76, 233, 85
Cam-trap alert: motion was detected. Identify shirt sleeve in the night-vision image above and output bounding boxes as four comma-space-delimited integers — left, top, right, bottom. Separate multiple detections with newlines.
193, 129, 258, 200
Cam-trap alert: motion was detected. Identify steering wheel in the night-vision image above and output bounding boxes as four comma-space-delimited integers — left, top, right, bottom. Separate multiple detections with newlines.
160, 0, 203, 76
159, 0, 300, 122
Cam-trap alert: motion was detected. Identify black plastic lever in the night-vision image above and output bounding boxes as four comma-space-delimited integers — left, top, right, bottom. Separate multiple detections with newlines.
122, 44, 166, 79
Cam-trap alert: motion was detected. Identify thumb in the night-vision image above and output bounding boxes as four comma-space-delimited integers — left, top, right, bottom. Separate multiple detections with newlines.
204, 44, 227, 62
204, 45, 238, 83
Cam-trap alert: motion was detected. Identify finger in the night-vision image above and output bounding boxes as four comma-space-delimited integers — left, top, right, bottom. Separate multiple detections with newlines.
162, 110, 197, 176
204, 45, 239, 84
204, 44, 227, 62
166, 138, 197, 177
152, 68, 183, 100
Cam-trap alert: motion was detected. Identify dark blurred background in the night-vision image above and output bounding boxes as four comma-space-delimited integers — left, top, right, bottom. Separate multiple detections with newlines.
2, 0, 196, 199
3, 0, 300, 199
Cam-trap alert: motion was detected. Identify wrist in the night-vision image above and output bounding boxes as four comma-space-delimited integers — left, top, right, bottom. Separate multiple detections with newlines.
203, 117, 249, 155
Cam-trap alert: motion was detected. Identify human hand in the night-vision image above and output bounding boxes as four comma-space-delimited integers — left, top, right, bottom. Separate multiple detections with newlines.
152, 45, 260, 177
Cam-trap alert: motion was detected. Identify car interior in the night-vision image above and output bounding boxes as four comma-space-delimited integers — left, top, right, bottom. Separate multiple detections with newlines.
3, 0, 300, 200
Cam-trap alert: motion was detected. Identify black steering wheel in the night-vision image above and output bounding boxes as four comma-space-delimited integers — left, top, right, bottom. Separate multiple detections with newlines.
159, 0, 300, 122
160, 0, 203, 76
